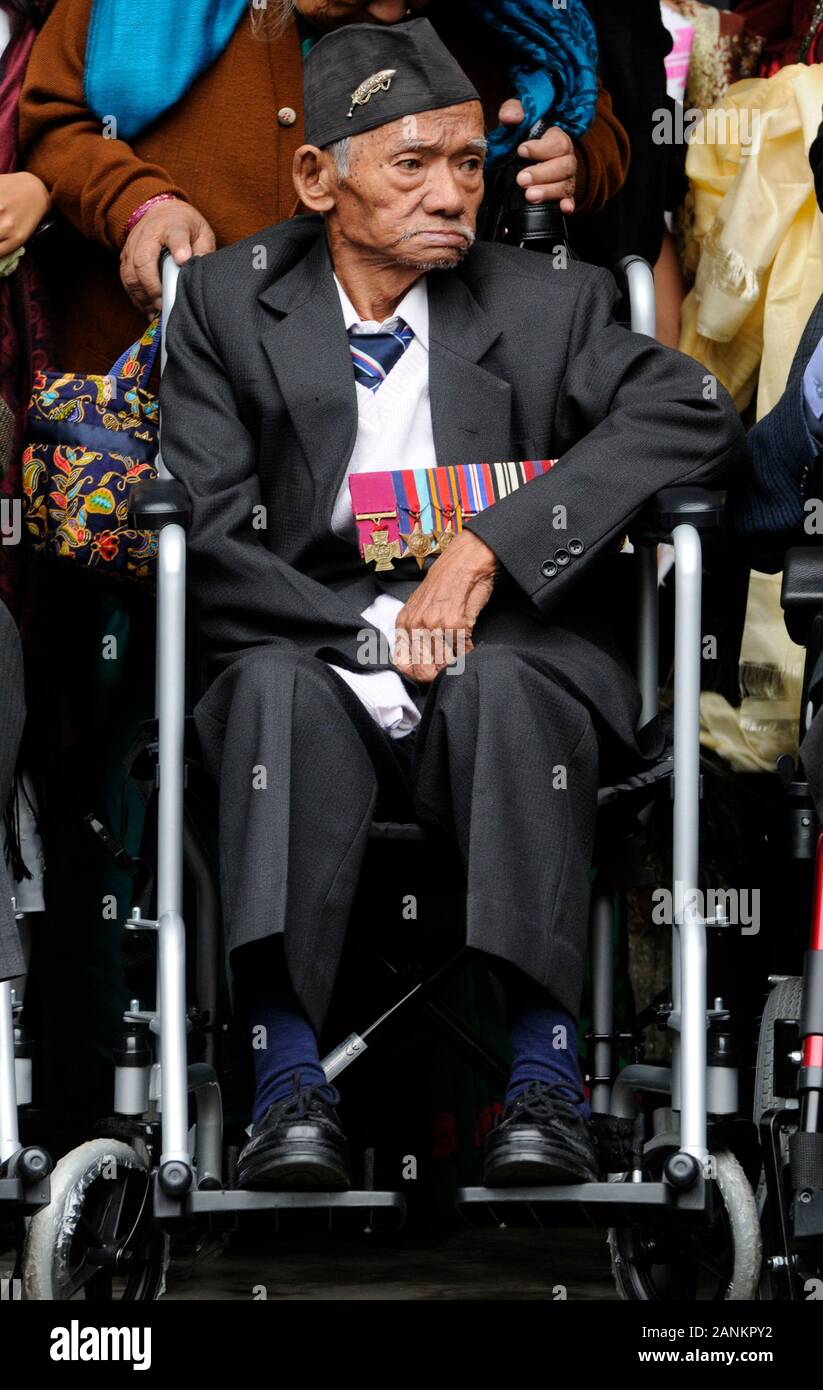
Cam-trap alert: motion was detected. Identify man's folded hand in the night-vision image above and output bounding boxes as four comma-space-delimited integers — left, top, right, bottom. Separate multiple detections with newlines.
393, 530, 498, 683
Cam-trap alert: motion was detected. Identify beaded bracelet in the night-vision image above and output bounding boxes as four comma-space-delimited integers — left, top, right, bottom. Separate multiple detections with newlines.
123, 192, 181, 241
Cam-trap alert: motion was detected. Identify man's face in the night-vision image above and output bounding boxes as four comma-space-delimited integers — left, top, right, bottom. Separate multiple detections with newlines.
328, 103, 486, 271
293, 1, 431, 32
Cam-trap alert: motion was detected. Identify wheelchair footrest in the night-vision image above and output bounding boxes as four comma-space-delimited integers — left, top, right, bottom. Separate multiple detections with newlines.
154, 1185, 406, 1232
456, 1179, 713, 1229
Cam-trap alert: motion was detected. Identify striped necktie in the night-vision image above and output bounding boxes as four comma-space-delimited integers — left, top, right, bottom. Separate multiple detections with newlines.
348, 320, 415, 393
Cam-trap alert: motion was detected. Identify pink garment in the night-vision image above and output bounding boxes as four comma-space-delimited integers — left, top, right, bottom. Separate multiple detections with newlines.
661, 17, 695, 103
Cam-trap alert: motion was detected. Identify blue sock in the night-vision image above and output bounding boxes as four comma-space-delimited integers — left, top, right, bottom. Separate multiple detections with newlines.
237, 947, 331, 1126
505, 973, 590, 1118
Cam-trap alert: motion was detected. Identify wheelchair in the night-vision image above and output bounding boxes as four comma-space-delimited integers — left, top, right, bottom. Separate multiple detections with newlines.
20, 249, 817, 1303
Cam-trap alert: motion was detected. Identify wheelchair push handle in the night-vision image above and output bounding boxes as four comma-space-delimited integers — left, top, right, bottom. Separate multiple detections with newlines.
515, 116, 570, 251
614, 255, 656, 339
477, 113, 572, 255
127, 248, 189, 528
159, 247, 181, 379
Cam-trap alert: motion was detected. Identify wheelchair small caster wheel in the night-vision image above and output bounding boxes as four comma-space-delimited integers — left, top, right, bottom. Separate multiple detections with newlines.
663, 1151, 700, 1189
17, 1146, 51, 1183
159, 1160, 192, 1196
609, 1150, 762, 1300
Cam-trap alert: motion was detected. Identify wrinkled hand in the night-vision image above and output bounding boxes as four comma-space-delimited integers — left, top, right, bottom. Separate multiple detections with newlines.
0, 173, 50, 256
120, 198, 216, 315
393, 530, 498, 684
499, 99, 577, 214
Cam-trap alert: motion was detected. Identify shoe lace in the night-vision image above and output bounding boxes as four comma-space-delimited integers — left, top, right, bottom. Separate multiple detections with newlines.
508, 1080, 585, 1125
278, 1072, 341, 1119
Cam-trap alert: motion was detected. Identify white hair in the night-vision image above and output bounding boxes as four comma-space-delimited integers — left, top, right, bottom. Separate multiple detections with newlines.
327, 137, 354, 179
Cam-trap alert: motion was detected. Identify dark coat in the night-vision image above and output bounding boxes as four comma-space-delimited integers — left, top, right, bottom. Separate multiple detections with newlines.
159, 217, 747, 1026
726, 292, 823, 573
573, 0, 687, 269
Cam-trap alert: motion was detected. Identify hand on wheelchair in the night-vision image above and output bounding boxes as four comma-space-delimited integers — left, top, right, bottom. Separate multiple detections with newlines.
393, 529, 497, 682
498, 100, 578, 213
120, 198, 217, 315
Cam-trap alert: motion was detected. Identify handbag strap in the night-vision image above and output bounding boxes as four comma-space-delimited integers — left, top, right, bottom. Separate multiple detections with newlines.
109, 314, 162, 386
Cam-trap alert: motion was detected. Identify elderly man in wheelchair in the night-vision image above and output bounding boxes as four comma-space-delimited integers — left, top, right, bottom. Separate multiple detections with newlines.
151, 19, 745, 1197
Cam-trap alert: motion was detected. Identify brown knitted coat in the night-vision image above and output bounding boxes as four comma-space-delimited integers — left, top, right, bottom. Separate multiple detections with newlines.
18, 0, 629, 374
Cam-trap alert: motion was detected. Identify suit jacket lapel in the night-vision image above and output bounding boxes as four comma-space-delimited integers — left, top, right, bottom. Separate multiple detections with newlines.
427, 269, 513, 467
258, 229, 514, 528
258, 231, 359, 531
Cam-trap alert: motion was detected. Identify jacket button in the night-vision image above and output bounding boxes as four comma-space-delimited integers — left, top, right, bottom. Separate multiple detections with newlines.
277, 107, 297, 126
541, 560, 558, 578
568, 537, 584, 556
554, 548, 571, 567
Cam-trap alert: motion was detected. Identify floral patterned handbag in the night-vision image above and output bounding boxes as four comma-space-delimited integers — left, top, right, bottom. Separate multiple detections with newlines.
22, 317, 161, 582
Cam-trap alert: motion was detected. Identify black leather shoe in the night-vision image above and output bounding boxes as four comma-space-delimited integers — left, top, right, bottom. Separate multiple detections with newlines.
236, 1076, 351, 1191
483, 1080, 599, 1187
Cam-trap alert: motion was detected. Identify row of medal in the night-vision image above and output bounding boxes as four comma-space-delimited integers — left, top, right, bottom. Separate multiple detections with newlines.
360, 514, 463, 571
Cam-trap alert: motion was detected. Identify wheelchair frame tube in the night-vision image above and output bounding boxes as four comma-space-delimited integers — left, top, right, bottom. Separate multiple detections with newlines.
610, 1064, 673, 1118
183, 811, 220, 1069
672, 522, 707, 1159
156, 523, 191, 1169
590, 894, 615, 1114
187, 1063, 223, 1188
153, 252, 194, 1175
635, 543, 659, 727
159, 251, 179, 388
0, 980, 19, 1165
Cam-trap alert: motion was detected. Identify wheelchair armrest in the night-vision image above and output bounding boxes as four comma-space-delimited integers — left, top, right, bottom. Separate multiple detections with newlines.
628, 487, 726, 544
780, 546, 823, 646
128, 478, 191, 531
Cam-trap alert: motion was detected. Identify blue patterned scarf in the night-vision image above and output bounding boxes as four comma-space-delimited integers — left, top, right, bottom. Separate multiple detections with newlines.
85, 0, 598, 160
470, 0, 599, 164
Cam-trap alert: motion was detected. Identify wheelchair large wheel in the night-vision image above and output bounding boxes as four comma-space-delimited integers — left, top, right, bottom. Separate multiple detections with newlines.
22, 1139, 168, 1301
754, 976, 803, 1298
608, 1149, 762, 1300
754, 976, 802, 1155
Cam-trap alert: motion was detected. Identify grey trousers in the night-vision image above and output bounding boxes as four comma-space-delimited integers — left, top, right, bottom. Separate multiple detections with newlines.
193, 642, 602, 1034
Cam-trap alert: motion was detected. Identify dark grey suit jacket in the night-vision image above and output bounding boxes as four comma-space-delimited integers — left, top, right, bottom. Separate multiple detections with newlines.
726, 293, 823, 573
160, 216, 747, 745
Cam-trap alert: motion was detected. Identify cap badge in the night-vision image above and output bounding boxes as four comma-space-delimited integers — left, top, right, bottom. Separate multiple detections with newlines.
347, 69, 397, 119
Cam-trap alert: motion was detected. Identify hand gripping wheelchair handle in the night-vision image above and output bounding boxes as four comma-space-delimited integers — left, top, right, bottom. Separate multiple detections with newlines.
477, 115, 572, 255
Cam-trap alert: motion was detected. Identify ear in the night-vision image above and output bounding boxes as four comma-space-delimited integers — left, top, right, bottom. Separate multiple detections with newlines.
292, 145, 338, 213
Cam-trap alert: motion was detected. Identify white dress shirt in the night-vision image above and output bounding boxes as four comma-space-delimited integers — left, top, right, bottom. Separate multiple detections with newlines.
326, 276, 437, 738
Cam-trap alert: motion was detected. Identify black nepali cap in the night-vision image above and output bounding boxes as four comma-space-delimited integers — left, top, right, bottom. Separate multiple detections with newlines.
303, 17, 481, 150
